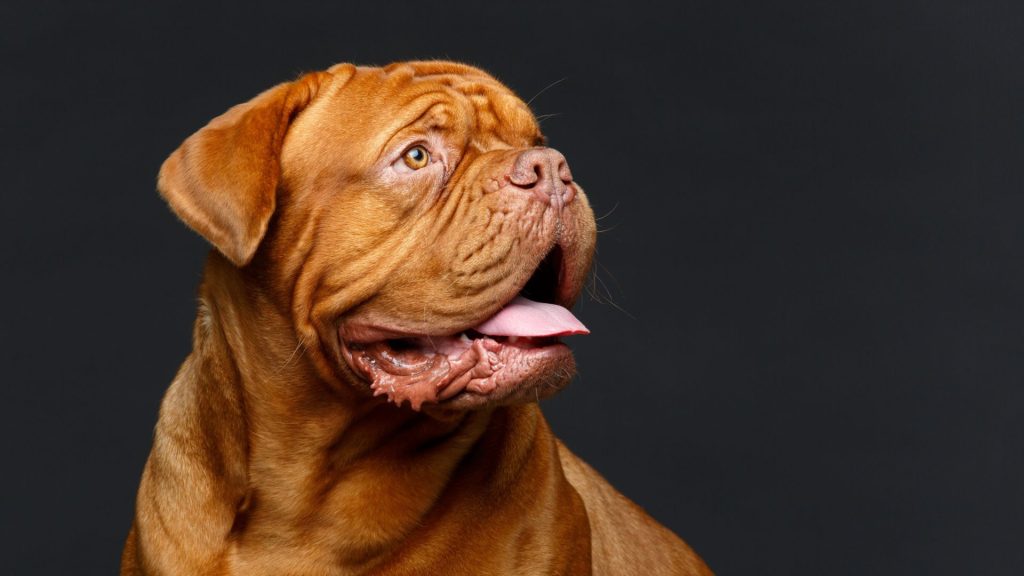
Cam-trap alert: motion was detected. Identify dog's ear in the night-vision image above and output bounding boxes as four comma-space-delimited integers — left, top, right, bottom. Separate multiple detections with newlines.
157, 72, 327, 266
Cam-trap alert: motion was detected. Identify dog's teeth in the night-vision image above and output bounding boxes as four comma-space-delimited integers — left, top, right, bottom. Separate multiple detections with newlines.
459, 332, 471, 343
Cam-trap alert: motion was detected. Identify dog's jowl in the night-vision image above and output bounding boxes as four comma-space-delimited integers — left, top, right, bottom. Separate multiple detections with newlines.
122, 61, 712, 576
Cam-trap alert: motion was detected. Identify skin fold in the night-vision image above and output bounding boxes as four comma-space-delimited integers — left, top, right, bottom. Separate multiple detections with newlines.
122, 61, 712, 575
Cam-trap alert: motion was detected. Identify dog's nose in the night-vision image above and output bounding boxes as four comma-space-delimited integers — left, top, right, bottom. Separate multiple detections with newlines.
508, 148, 575, 207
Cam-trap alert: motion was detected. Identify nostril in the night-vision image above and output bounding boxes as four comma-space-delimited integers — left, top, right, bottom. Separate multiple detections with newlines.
509, 152, 544, 189
529, 163, 544, 187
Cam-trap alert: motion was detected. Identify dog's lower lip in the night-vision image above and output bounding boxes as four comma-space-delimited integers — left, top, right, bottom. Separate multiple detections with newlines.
336, 324, 572, 410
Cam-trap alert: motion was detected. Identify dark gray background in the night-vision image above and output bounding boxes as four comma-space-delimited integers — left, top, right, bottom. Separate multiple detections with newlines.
3, 0, 1023, 574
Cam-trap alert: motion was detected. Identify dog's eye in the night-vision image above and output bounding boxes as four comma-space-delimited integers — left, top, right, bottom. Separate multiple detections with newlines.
402, 145, 431, 170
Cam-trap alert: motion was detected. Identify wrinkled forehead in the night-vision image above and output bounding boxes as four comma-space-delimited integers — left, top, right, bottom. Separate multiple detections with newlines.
388, 62, 541, 147
288, 62, 542, 168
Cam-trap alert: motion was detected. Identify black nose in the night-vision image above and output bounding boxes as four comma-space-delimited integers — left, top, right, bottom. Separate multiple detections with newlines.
508, 148, 575, 208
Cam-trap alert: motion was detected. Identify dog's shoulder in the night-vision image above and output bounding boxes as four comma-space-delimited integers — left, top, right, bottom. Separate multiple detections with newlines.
556, 441, 714, 576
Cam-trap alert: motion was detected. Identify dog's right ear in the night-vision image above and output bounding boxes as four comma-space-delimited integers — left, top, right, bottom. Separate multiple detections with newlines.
157, 72, 328, 267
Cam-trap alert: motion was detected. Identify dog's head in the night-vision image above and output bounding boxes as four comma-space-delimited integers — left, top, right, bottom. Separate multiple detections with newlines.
159, 61, 596, 411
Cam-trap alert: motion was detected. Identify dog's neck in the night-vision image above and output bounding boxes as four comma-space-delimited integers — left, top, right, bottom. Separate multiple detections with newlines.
135, 253, 591, 573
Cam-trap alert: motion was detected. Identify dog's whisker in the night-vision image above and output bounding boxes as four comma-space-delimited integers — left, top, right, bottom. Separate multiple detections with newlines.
595, 202, 620, 222
595, 258, 627, 297
585, 269, 603, 304
586, 263, 609, 304
535, 112, 562, 125
588, 259, 635, 319
592, 269, 618, 306
526, 76, 568, 107
278, 336, 307, 373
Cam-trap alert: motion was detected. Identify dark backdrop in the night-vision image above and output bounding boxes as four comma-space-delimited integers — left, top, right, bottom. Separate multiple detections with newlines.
3, 1, 1022, 574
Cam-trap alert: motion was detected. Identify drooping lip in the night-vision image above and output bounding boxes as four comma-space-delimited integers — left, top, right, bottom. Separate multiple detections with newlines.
333, 243, 587, 409
338, 330, 575, 410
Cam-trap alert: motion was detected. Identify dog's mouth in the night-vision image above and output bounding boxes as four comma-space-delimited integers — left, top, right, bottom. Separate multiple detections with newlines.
337, 246, 587, 410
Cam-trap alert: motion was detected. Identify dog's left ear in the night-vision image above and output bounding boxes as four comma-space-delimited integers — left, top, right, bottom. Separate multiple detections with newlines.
157, 72, 328, 266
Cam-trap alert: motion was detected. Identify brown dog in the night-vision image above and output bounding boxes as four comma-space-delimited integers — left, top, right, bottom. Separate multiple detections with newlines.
122, 61, 711, 575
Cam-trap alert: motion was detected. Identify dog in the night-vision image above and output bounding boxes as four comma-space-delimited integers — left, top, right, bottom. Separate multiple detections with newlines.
122, 61, 712, 575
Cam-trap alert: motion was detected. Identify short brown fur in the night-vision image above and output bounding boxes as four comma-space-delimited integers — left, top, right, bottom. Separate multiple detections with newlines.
123, 61, 711, 575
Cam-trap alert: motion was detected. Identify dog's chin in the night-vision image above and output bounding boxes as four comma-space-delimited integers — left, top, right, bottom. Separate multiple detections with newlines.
337, 331, 576, 411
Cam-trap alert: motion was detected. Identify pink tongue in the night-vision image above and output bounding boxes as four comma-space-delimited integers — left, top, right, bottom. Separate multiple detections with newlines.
474, 296, 589, 337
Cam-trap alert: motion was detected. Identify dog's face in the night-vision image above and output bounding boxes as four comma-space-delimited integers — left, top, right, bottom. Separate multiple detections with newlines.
159, 62, 596, 411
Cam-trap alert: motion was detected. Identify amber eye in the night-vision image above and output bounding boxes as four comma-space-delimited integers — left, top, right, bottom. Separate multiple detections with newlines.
402, 145, 430, 170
